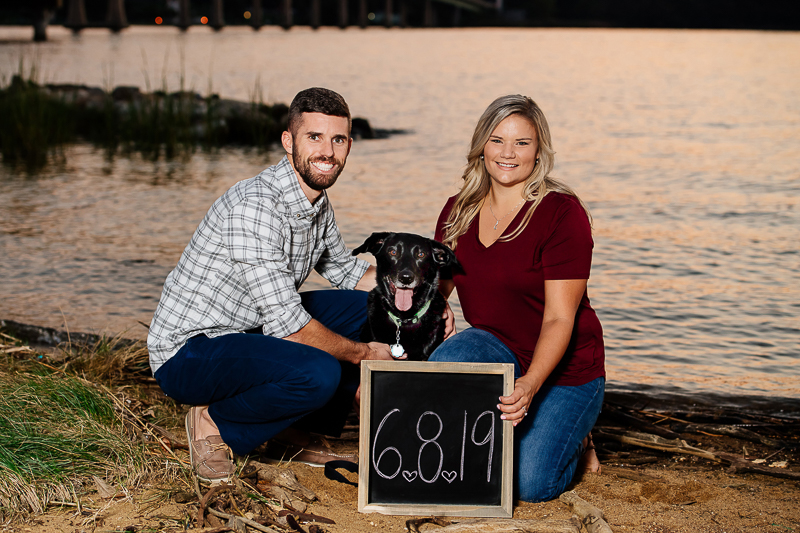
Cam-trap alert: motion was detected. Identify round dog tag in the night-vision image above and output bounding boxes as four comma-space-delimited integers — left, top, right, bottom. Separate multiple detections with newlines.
390, 344, 405, 359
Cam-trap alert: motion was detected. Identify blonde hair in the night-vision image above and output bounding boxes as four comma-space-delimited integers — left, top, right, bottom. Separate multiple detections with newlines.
442, 95, 592, 250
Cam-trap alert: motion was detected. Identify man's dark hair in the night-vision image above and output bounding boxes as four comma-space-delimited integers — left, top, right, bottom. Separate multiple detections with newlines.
287, 87, 351, 135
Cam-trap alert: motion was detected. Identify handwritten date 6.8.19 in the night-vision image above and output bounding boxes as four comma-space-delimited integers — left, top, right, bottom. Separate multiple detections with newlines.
371, 409, 496, 484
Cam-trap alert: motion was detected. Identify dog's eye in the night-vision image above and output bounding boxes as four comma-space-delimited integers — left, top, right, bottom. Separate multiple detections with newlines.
388, 249, 397, 256
417, 251, 426, 259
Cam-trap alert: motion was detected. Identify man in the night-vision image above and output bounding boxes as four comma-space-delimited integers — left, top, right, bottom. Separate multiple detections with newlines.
148, 88, 447, 485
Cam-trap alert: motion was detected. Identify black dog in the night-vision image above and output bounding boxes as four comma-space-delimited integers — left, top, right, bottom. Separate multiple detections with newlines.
352, 232, 461, 361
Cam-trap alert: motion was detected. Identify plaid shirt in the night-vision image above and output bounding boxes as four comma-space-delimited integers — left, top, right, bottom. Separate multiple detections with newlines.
147, 156, 369, 373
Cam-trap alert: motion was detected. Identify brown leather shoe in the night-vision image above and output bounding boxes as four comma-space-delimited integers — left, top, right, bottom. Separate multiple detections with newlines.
185, 407, 236, 484
266, 435, 357, 468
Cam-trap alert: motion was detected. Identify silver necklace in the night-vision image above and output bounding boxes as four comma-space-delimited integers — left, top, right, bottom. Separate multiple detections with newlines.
488, 197, 525, 230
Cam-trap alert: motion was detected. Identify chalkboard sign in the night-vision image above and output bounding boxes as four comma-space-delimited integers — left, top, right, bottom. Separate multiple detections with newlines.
358, 360, 514, 517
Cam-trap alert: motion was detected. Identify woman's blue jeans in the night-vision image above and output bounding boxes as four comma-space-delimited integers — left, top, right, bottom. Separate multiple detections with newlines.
153, 290, 367, 456
429, 328, 604, 503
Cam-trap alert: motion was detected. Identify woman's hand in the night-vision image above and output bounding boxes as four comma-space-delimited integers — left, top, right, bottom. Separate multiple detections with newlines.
498, 376, 540, 427
442, 300, 457, 339
439, 280, 457, 340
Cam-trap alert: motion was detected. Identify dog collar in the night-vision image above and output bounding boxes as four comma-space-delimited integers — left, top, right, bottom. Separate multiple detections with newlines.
387, 299, 433, 328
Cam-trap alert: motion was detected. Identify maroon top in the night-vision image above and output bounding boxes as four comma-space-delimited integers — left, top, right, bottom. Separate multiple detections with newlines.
435, 192, 605, 386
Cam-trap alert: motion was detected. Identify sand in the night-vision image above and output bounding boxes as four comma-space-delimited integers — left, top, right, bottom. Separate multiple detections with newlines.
5, 437, 798, 533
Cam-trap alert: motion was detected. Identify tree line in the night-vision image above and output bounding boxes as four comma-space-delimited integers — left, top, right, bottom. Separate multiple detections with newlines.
2, 0, 798, 30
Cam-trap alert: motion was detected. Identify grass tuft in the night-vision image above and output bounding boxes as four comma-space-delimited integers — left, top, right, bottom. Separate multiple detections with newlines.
0, 61, 76, 168
0, 371, 153, 517
60, 333, 153, 387
0, 59, 286, 168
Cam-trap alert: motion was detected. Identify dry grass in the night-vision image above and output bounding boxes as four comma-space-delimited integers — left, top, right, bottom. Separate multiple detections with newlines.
0, 371, 152, 516
0, 331, 187, 520
59, 333, 152, 387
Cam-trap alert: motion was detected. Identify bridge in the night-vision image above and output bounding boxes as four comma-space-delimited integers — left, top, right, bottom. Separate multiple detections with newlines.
52, 0, 499, 38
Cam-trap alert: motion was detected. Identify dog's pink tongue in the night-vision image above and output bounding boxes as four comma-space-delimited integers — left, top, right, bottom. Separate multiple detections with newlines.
395, 288, 414, 312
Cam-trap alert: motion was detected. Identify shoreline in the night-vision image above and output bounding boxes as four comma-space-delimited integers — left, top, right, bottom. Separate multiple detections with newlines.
3, 317, 799, 420
604, 388, 800, 420
0, 75, 387, 168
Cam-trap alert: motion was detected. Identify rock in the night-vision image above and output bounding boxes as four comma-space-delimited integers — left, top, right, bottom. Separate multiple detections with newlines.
111, 86, 142, 102
2, 79, 397, 159
169, 90, 203, 101
351, 117, 375, 139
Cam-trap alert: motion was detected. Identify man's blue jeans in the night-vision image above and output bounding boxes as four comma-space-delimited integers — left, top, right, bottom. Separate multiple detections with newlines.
153, 290, 367, 456
429, 328, 605, 502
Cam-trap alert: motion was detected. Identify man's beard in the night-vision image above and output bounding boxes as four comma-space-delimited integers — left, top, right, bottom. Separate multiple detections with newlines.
293, 152, 346, 191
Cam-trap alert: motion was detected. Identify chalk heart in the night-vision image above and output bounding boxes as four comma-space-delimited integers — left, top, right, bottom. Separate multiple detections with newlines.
442, 471, 457, 483
402, 470, 418, 482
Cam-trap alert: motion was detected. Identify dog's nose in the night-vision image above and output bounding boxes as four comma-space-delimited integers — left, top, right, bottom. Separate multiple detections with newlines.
398, 272, 414, 285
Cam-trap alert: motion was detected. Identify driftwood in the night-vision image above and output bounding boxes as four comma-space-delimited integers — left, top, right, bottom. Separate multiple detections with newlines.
277, 508, 335, 525
616, 456, 659, 465
251, 461, 317, 502
148, 423, 189, 450
258, 484, 308, 513
284, 514, 307, 533
402, 492, 613, 533
602, 404, 681, 440
226, 514, 248, 533
197, 484, 234, 529
207, 508, 281, 533
600, 398, 798, 451
0, 318, 139, 349
597, 428, 799, 481
406, 518, 582, 533
187, 457, 332, 532
407, 517, 453, 532
596, 429, 719, 461
559, 492, 613, 533
675, 424, 785, 448
715, 452, 800, 480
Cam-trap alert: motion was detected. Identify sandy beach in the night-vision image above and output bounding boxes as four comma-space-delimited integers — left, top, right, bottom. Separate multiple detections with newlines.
4, 385, 797, 533
13, 442, 800, 533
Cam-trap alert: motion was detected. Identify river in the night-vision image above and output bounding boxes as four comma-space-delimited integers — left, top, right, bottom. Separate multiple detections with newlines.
1, 25, 798, 411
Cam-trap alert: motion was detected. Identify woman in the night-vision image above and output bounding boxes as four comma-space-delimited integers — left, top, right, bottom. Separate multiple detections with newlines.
431, 94, 605, 502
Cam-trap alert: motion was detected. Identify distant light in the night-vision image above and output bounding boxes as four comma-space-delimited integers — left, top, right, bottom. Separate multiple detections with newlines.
201, 16, 209, 24
368, 12, 375, 20
244, 11, 251, 19
155, 16, 163, 24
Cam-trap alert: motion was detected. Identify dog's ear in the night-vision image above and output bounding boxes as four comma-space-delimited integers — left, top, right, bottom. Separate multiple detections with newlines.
430, 241, 463, 273
352, 232, 391, 256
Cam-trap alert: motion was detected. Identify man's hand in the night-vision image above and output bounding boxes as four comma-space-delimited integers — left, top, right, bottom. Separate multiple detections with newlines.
364, 341, 407, 361
443, 300, 457, 340
287, 319, 397, 365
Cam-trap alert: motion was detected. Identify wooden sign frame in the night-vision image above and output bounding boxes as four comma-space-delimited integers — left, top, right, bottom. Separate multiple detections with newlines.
358, 360, 514, 517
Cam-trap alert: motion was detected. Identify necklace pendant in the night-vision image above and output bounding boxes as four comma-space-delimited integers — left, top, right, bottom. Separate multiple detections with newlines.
390, 344, 405, 359
489, 197, 525, 231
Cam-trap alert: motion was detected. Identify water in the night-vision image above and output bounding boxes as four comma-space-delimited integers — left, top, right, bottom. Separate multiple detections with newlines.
1, 26, 799, 409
